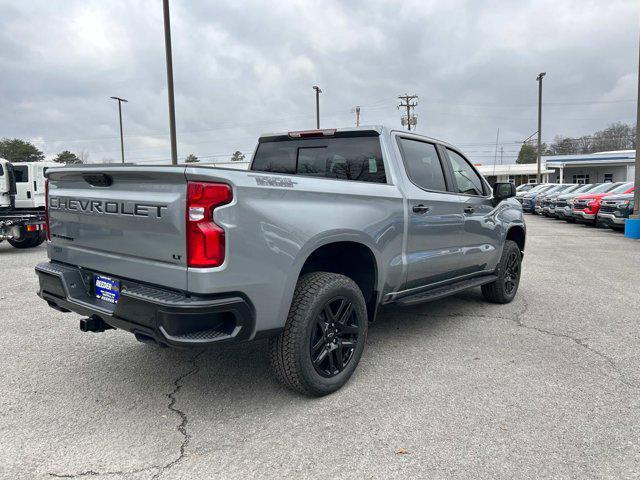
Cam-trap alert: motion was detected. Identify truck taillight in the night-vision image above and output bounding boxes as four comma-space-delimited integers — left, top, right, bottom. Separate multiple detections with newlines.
186, 182, 232, 268
45, 179, 50, 240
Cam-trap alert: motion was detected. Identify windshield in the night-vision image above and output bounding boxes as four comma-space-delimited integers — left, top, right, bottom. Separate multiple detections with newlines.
609, 182, 633, 194
531, 185, 553, 194
544, 185, 565, 194
572, 184, 594, 193
587, 183, 617, 193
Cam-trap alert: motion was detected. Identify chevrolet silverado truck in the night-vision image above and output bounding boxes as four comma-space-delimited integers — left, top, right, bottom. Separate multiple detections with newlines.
35, 126, 526, 396
553, 183, 595, 220
597, 193, 635, 230
572, 182, 634, 226
520, 184, 554, 212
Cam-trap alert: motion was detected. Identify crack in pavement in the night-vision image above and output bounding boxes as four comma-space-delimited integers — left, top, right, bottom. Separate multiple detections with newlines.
421, 298, 639, 389
151, 349, 205, 479
48, 350, 205, 479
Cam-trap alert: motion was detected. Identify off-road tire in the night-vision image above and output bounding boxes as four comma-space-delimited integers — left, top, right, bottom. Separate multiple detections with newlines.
8, 231, 46, 249
269, 272, 368, 396
481, 240, 521, 304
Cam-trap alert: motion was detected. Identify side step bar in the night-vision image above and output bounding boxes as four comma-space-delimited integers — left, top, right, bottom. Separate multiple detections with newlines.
394, 275, 498, 307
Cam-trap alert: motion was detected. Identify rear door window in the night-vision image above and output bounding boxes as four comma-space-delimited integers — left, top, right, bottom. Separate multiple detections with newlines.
13, 165, 28, 182
251, 135, 386, 183
396, 138, 447, 192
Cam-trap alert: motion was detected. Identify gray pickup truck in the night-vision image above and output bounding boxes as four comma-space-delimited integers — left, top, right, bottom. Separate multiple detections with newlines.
36, 126, 525, 396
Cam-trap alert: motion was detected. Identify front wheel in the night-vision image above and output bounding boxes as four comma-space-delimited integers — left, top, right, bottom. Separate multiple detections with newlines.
269, 272, 368, 396
481, 240, 522, 304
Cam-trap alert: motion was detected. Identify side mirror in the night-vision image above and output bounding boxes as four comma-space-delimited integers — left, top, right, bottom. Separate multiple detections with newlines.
493, 182, 516, 201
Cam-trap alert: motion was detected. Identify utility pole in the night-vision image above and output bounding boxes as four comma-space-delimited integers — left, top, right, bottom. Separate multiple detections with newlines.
536, 72, 546, 183
492, 128, 500, 178
109, 96, 128, 163
353, 106, 361, 126
313, 86, 322, 129
163, 0, 178, 165
398, 94, 418, 131
626, 33, 640, 238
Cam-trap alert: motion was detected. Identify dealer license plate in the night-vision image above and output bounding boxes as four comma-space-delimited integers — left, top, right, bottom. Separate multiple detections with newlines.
95, 275, 120, 304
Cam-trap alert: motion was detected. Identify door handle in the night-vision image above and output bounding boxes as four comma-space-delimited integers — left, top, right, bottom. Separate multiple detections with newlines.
412, 204, 431, 214
464, 205, 475, 214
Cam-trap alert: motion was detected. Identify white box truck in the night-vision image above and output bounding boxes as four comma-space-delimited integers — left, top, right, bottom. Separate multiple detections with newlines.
0, 158, 53, 248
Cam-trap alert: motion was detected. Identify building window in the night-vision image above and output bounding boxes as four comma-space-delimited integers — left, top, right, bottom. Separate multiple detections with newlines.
508, 175, 515, 184
573, 174, 589, 184
604, 173, 613, 183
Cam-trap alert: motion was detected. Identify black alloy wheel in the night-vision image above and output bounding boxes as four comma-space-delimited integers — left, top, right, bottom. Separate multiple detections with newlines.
504, 251, 520, 295
309, 297, 360, 377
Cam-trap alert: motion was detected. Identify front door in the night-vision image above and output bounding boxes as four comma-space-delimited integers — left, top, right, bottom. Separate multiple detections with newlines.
396, 136, 465, 289
13, 164, 31, 209
444, 147, 502, 275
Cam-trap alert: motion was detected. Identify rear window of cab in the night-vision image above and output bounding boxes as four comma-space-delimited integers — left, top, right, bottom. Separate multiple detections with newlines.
251, 135, 386, 184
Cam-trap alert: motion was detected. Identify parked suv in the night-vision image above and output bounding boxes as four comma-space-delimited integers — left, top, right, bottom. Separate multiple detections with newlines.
597, 193, 635, 231
35, 126, 526, 396
572, 182, 634, 225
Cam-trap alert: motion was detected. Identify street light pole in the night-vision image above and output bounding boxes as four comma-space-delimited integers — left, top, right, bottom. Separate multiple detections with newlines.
163, 0, 178, 165
536, 72, 546, 184
626, 34, 640, 238
313, 86, 322, 129
109, 96, 128, 163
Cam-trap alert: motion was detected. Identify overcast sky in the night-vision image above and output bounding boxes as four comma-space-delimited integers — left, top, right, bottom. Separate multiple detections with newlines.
0, 0, 638, 165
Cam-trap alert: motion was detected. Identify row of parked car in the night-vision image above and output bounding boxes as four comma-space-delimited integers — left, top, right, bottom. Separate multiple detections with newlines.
516, 181, 635, 230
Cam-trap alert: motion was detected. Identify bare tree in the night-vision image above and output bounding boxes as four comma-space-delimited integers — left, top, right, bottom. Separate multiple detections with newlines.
77, 150, 90, 163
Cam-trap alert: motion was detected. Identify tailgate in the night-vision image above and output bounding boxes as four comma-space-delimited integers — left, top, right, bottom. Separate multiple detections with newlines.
47, 166, 188, 290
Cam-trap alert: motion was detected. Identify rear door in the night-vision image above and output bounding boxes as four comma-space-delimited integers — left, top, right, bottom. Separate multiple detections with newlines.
395, 135, 465, 289
443, 147, 502, 276
47, 166, 188, 290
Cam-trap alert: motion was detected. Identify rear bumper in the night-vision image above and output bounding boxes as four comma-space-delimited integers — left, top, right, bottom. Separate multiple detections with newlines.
35, 261, 256, 347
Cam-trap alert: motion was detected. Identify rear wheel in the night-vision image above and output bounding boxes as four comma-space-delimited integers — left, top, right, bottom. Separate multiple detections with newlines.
481, 240, 521, 304
8, 231, 46, 249
269, 272, 368, 396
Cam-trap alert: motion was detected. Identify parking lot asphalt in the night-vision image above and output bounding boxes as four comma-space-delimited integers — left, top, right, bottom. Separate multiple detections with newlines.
1, 215, 639, 479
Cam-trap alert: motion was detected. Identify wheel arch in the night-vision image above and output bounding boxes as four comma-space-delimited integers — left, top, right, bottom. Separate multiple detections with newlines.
295, 237, 381, 322
505, 224, 526, 255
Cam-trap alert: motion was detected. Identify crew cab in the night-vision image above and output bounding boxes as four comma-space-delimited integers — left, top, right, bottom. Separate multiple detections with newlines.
572, 182, 634, 225
35, 126, 526, 396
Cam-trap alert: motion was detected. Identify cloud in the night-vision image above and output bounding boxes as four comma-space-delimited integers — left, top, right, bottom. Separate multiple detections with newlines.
0, 0, 636, 165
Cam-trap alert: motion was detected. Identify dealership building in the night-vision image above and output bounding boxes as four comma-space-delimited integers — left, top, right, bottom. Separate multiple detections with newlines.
477, 150, 636, 185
